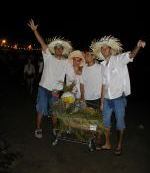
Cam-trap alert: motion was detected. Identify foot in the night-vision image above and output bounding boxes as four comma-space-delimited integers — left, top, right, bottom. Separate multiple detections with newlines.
101, 145, 112, 150
114, 147, 122, 156
96, 146, 101, 151
35, 129, 42, 139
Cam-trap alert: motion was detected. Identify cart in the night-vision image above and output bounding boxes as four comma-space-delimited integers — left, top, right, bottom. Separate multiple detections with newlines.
51, 99, 104, 152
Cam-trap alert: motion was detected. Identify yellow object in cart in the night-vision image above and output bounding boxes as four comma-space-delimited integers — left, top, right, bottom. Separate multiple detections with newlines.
61, 92, 75, 104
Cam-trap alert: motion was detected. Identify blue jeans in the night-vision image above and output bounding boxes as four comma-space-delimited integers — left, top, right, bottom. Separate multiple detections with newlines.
36, 86, 52, 116
36, 86, 60, 116
102, 96, 127, 130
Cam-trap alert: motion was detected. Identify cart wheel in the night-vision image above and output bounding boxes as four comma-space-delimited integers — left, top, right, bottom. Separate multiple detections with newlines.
88, 139, 96, 152
52, 139, 58, 146
52, 129, 57, 136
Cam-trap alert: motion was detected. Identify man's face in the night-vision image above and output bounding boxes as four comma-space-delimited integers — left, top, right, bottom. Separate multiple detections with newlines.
55, 47, 63, 57
101, 45, 112, 58
73, 57, 82, 67
84, 52, 94, 64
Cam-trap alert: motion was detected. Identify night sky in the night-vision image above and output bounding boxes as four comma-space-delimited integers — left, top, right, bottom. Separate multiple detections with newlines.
0, 1, 150, 99
0, 1, 149, 49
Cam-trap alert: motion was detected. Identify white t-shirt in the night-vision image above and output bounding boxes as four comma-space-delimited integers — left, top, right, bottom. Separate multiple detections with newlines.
39, 49, 67, 91
24, 64, 35, 75
81, 63, 103, 100
101, 52, 133, 99
66, 63, 82, 99
38, 61, 43, 74
66, 63, 75, 85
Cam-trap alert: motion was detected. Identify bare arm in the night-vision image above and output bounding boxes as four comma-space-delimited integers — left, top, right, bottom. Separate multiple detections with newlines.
100, 84, 105, 111
129, 40, 146, 59
80, 83, 85, 101
27, 19, 48, 51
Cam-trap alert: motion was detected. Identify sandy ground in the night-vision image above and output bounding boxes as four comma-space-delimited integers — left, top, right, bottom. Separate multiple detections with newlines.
0, 74, 150, 173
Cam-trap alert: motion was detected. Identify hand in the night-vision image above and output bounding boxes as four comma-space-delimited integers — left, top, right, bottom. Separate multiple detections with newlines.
80, 96, 85, 102
100, 102, 103, 112
137, 40, 146, 48
27, 19, 38, 32
80, 99, 86, 108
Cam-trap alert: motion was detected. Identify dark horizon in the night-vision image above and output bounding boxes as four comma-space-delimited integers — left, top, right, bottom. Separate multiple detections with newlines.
0, 0, 149, 48
0, 1, 149, 68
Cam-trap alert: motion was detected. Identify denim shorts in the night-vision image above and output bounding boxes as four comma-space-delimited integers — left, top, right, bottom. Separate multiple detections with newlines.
36, 86, 60, 116
102, 96, 127, 130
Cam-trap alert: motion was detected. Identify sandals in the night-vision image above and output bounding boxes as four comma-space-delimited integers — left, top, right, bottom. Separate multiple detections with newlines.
96, 144, 122, 155
114, 148, 122, 156
96, 146, 101, 151
101, 145, 112, 150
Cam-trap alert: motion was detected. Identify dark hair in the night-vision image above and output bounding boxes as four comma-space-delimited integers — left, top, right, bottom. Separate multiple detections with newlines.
54, 44, 64, 50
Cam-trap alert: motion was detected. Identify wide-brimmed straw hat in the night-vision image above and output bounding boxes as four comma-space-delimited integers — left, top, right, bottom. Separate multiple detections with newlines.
90, 36, 123, 60
68, 50, 85, 66
47, 37, 73, 57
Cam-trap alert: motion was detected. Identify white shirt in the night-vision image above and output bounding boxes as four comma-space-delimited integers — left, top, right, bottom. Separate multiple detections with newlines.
39, 49, 67, 91
81, 63, 103, 100
101, 52, 133, 99
24, 64, 35, 75
66, 63, 82, 99
38, 61, 43, 74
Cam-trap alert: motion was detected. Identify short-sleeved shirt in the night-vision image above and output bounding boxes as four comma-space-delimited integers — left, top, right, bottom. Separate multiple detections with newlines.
66, 63, 82, 99
38, 61, 43, 74
101, 52, 133, 99
39, 49, 67, 91
81, 63, 103, 100
24, 64, 35, 75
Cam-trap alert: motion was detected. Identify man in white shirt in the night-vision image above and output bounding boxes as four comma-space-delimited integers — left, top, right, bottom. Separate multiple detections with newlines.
66, 50, 85, 99
24, 58, 35, 94
91, 36, 146, 155
80, 51, 103, 148
28, 19, 72, 138
80, 51, 103, 109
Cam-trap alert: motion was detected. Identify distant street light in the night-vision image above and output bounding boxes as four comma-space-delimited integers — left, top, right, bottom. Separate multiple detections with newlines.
27, 44, 32, 50
1, 39, 7, 46
13, 44, 18, 49
2, 40, 6, 44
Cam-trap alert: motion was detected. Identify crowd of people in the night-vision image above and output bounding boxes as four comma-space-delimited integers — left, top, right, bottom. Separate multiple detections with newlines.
27, 19, 146, 155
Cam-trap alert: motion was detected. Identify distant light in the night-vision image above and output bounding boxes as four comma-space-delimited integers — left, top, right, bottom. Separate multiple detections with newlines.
2, 40, 6, 44
1, 39, 7, 46
27, 44, 32, 50
13, 44, 18, 49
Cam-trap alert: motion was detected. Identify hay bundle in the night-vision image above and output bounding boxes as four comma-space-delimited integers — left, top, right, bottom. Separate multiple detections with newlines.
53, 100, 105, 141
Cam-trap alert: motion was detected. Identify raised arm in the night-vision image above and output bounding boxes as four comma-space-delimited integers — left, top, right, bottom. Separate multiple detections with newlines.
129, 40, 146, 59
27, 19, 48, 51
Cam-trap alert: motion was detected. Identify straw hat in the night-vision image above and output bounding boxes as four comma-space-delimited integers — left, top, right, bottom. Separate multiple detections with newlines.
90, 36, 123, 60
47, 37, 73, 57
68, 50, 85, 66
